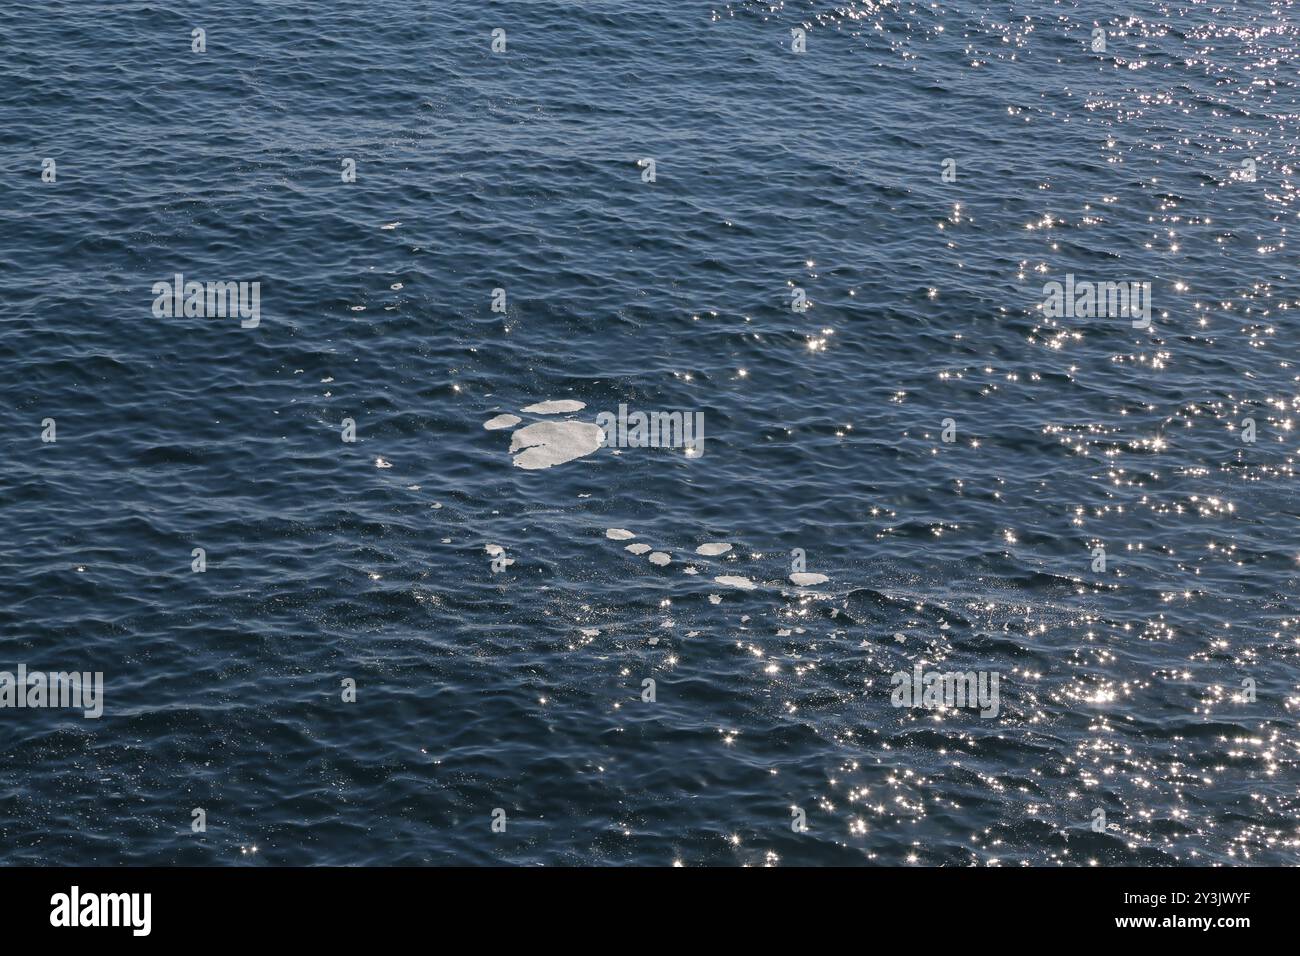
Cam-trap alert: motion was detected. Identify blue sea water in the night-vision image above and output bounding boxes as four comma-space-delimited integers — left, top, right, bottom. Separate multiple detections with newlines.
1, 0, 1297, 865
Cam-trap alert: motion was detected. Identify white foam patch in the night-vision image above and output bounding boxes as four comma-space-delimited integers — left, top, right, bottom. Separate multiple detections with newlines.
521, 400, 586, 414
509, 421, 604, 470
789, 572, 829, 586
626, 543, 652, 555
606, 529, 636, 540
485, 544, 504, 556
714, 575, 756, 591
648, 552, 671, 566
696, 542, 732, 556
483, 414, 522, 430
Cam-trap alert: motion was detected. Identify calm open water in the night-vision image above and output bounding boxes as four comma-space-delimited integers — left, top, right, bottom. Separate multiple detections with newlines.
1, 0, 1298, 865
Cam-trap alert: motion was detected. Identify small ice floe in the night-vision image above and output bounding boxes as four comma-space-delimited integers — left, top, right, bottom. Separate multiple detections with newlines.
350, 305, 366, 312
374, 457, 392, 469
683, 566, 699, 575
777, 629, 791, 637
483, 414, 522, 431
648, 552, 671, 566
708, 594, 722, 604
509, 421, 603, 470
625, 543, 652, 555
714, 575, 757, 591
696, 543, 732, 556
381, 221, 401, 230
894, 633, 907, 643
648, 636, 660, 645
606, 529, 636, 540
485, 544, 505, 556
489, 402, 605, 469
391, 282, 403, 290
789, 572, 829, 586
521, 400, 586, 414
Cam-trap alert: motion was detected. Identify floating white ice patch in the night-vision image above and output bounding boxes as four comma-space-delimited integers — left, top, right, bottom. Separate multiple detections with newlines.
789, 572, 829, 586
521, 400, 586, 414
708, 594, 722, 604
485, 544, 504, 556
714, 575, 757, 591
483, 414, 522, 431
696, 542, 732, 556
509, 421, 604, 470
606, 529, 636, 540
648, 552, 671, 566
625, 543, 652, 555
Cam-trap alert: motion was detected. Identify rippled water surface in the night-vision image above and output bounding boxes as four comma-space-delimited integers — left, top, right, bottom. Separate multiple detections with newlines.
2, 0, 1298, 865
